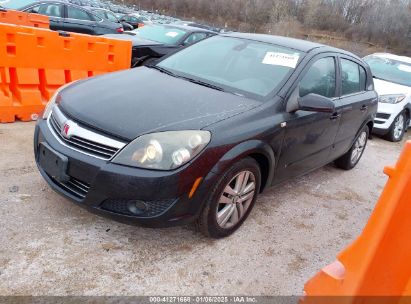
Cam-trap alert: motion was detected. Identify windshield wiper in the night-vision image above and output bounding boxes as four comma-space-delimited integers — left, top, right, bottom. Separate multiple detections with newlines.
183, 77, 226, 92
151, 66, 232, 93
151, 66, 179, 77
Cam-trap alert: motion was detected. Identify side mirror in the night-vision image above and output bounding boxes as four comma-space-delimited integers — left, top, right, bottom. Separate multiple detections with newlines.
297, 93, 335, 113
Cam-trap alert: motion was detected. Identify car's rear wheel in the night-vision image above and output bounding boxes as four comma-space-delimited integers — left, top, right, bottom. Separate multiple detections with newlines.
335, 125, 369, 170
197, 158, 261, 238
385, 112, 406, 142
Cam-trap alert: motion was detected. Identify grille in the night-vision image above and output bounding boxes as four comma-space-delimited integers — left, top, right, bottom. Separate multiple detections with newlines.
49, 112, 121, 160
101, 199, 175, 217
376, 113, 391, 120
48, 174, 90, 200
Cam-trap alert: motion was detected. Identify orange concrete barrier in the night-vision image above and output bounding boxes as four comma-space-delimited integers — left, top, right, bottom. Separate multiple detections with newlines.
0, 23, 131, 122
0, 9, 49, 28
303, 141, 411, 301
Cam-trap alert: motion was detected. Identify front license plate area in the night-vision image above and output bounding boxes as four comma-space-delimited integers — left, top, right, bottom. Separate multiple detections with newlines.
38, 142, 69, 182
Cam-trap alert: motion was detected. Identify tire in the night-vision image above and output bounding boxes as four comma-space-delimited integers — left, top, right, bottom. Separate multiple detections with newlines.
335, 125, 369, 170
197, 157, 261, 238
385, 112, 406, 142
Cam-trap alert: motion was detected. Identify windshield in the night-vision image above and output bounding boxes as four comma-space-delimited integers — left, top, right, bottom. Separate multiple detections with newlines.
132, 25, 186, 45
364, 56, 411, 87
157, 36, 303, 98
0, 0, 35, 9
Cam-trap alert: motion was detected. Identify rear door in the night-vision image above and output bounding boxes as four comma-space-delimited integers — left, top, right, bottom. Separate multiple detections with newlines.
64, 5, 97, 35
331, 56, 378, 158
274, 54, 342, 183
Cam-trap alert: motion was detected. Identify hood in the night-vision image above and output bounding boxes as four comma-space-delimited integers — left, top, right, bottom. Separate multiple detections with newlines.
103, 34, 163, 47
373, 78, 411, 96
58, 67, 260, 141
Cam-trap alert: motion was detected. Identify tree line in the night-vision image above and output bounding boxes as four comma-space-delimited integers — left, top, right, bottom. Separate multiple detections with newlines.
126, 0, 411, 56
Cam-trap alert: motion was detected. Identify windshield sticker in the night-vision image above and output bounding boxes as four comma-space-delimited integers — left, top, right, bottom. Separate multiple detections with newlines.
262, 52, 300, 68
166, 32, 179, 38
398, 64, 411, 73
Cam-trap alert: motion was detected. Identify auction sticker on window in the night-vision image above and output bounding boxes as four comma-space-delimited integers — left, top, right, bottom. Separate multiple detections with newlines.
262, 52, 300, 68
398, 64, 411, 73
166, 32, 180, 38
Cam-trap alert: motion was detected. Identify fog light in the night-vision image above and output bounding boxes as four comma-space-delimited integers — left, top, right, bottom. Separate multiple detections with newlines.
127, 200, 147, 215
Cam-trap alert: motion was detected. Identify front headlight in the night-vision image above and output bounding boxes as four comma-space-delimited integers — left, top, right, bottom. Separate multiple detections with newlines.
42, 82, 77, 119
112, 131, 211, 170
379, 94, 406, 104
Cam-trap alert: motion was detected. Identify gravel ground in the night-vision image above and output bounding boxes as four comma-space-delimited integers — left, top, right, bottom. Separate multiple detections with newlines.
0, 122, 409, 296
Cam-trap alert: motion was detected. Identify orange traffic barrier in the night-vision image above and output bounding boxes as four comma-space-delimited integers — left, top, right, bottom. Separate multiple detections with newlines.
303, 141, 411, 301
0, 23, 131, 123
0, 9, 49, 28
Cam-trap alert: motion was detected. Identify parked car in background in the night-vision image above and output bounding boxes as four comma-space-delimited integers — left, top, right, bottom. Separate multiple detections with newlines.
119, 13, 151, 29
364, 53, 411, 142
173, 20, 221, 33
19, 0, 124, 35
35, 34, 377, 238
87, 7, 133, 31
105, 24, 216, 67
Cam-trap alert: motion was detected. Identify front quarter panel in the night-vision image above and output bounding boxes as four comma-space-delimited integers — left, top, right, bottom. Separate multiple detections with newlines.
205, 100, 286, 191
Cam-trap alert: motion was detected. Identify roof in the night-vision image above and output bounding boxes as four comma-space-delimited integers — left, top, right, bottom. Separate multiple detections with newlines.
223, 32, 361, 59
370, 53, 411, 65
224, 33, 324, 52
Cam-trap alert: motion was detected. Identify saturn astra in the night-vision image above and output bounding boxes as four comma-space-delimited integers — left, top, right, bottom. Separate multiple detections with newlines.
34, 34, 377, 238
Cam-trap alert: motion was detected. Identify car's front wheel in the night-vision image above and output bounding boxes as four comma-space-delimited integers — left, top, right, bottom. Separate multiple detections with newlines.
197, 158, 261, 238
335, 125, 369, 170
385, 112, 406, 142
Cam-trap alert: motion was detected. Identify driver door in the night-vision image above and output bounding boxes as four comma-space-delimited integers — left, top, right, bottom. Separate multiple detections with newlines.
274, 55, 342, 183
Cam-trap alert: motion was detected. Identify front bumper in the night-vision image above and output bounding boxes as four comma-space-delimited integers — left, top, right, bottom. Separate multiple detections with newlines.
34, 119, 217, 228
373, 102, 410, 134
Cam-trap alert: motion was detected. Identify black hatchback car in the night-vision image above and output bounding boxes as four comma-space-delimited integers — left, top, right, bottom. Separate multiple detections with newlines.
34, 34, 377, 238
20, 0, 123, 35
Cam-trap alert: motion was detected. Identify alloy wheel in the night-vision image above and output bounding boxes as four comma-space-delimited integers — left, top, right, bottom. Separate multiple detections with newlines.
393, 114, 405, 140
351, 131, 367, 165
216, 170, 256, 229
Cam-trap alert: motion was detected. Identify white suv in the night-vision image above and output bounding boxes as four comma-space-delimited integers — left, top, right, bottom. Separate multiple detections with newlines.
364, 53, 411, 142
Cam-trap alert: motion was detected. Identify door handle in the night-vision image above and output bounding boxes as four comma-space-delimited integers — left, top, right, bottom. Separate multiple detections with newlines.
360, 105, 368, 112
330, 112, 341, 120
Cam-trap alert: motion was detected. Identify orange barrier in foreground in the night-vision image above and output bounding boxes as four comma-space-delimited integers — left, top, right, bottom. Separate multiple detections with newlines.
0, 23, 131, 122
304, 141, 411, 301
0, 9, 49, 28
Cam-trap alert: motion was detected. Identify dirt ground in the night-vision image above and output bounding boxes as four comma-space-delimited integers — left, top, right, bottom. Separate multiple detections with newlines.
0, 122, 409, 296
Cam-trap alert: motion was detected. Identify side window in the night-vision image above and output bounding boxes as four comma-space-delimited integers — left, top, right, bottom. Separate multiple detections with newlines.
67, 6, 92, 21
27, 5, 40, 13
29, 4, 63, 17
341, 59, 366, 95
299, 57, 336, 98
184, 33, 208, 45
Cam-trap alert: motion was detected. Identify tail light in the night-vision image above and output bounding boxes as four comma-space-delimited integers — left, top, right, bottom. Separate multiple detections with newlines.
116, 27, 124, 33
